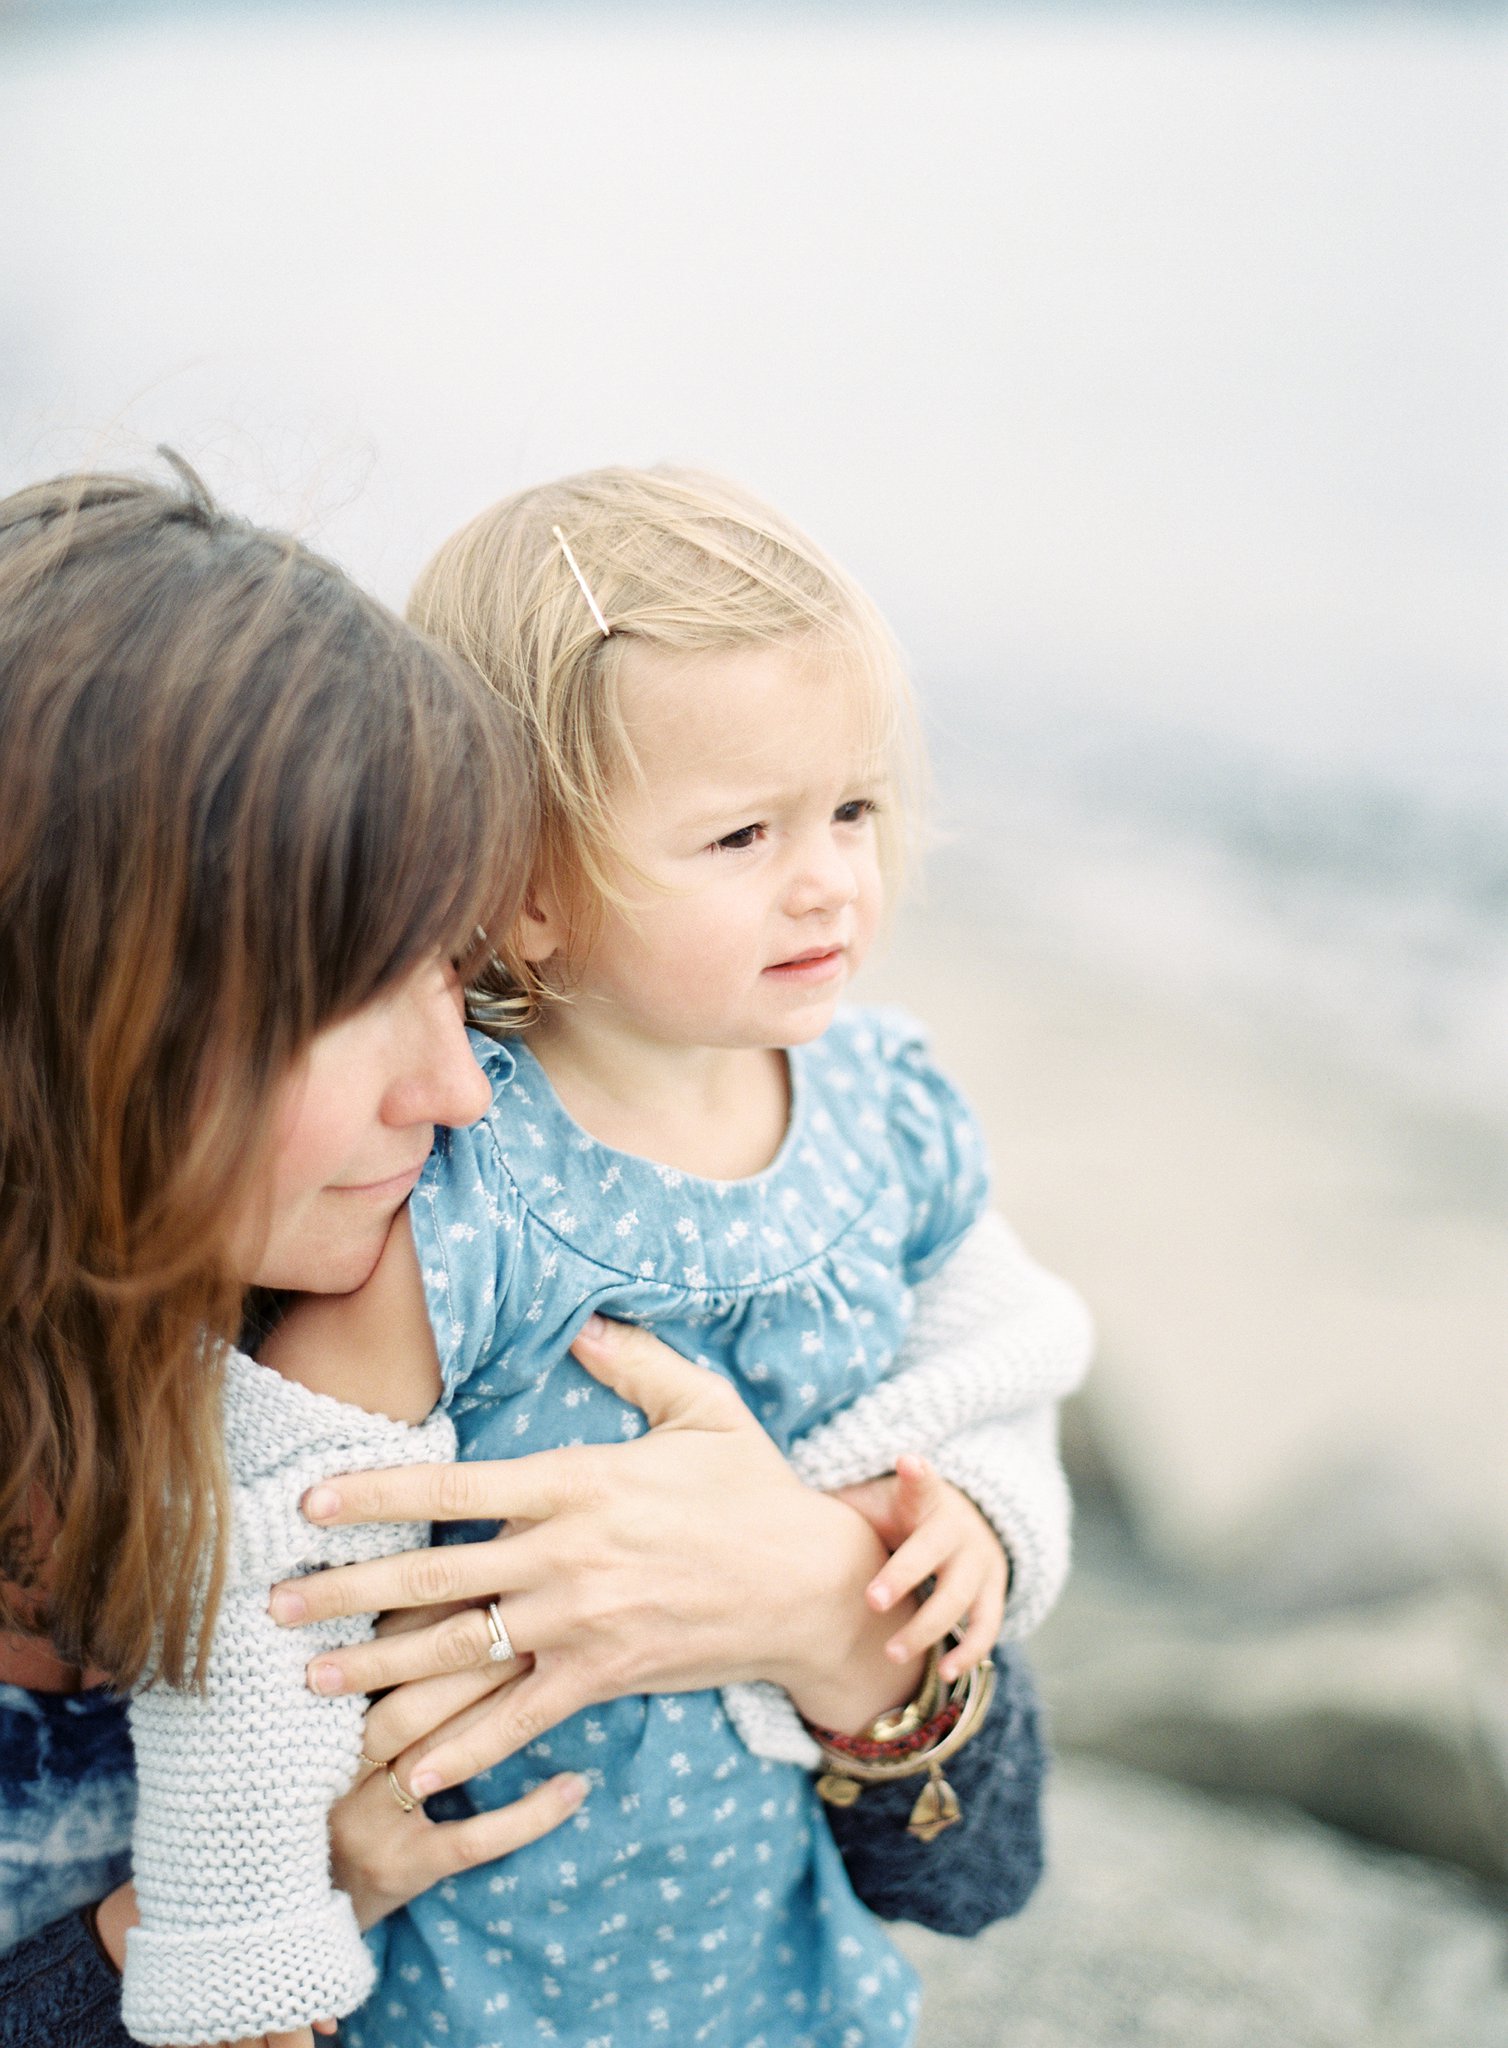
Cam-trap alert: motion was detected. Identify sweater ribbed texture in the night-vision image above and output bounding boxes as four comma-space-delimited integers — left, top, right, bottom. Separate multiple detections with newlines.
121, 1352, 455, 2046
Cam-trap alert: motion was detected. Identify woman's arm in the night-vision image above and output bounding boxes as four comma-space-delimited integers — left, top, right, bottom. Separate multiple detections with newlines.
269, 1318, 928, 1798
118, 1354, 458, 2046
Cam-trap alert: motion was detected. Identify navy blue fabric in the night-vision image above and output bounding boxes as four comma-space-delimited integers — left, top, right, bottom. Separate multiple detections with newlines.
820, 1646, 1046, 1936
0, 1685, 134, 1957
0, 1905, 133, 2048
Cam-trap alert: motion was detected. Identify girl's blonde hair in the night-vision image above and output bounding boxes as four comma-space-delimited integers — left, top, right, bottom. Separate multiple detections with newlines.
409, 466, 921, 1021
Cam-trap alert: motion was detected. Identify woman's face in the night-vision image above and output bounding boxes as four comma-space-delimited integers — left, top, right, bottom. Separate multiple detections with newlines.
233, 954, 491, 1294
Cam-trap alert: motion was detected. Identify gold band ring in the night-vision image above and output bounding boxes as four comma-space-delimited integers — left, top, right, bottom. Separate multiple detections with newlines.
357, 1751, 381, 1772
385, 1768, 417, 1814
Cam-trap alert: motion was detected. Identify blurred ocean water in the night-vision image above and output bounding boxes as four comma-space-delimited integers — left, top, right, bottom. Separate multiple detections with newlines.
1, 0, 1502, 1125
931, 707, 1508, 1124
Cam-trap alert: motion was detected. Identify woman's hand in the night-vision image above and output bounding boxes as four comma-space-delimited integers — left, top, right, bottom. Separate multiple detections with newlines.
271, 1317, 924, 1794
328, 1743, 586, 1932
86, 1751, 584, 2043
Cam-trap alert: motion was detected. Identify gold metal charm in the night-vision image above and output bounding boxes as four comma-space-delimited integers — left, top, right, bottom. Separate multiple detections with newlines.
815, 1772, 863, 1807
906, 1766, 962, 1842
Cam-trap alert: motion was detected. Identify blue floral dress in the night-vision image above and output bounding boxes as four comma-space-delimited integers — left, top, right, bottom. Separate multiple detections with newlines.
348, 1006, 989, 2048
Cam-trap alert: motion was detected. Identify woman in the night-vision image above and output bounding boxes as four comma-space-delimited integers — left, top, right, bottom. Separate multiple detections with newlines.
0, 464, 1045, 2046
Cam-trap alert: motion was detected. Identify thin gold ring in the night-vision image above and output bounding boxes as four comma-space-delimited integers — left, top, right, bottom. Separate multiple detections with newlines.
385, 1767, 417, 1814
357, 1751, 381, 1773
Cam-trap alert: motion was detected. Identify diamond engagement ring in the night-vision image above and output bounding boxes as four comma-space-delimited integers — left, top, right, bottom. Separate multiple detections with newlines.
484, 1601, 515, 1663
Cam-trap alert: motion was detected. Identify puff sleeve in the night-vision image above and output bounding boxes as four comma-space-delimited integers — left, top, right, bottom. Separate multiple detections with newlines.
870, 1009, 992, 1284
406, 1034, 524, 1401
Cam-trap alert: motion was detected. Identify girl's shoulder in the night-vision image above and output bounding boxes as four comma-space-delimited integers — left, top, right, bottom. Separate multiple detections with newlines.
803, 1005, 991, 1281
803, 1002, 978, 1148
804, 1002, 937, 1086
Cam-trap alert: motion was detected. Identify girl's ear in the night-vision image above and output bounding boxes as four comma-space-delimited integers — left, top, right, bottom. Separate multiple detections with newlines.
512, 886, 570, 967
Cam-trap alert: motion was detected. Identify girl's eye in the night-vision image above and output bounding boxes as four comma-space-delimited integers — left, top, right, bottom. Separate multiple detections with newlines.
834, 799, 877, 826
712, 823, 765, 852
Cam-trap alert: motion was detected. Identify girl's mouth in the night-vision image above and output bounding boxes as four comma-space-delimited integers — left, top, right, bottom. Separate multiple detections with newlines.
764, 945, 846, 984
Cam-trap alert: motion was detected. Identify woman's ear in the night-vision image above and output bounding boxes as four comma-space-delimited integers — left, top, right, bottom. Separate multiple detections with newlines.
512, 886, 569, 967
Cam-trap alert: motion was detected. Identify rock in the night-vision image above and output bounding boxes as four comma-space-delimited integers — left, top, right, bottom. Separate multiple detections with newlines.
1038, 1577, 1508, 1886
899, 1756, 1508, 2048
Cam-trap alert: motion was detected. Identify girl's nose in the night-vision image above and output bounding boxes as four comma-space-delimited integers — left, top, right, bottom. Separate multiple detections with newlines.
785, 831, 861, 919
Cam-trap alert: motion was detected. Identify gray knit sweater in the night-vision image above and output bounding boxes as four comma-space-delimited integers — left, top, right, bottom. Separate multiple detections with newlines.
121, 1355, 455, 2046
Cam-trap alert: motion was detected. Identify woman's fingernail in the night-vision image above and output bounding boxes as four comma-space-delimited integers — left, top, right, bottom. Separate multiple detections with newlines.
269, 1589, 307, 1625
868, 1583, 893, 1611
308, 1662, 344, 1695
886, 1639, 910, 1661
304, 1486, 340, 1522
409, 1768, 442, 1798
580, 1313, 607, 1342
557, 1772, 589, 1807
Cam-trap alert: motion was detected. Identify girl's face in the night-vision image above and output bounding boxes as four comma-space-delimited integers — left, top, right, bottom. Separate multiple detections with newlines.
230, 954, 491, 1293
525, 639, 886, 1056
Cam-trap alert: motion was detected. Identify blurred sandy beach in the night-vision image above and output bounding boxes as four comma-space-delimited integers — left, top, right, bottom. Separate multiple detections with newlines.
864, 876, 1508, 2041
862, 876, 1508, 1570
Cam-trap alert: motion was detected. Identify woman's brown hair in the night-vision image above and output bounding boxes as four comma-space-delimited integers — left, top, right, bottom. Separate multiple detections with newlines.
0, 460, 528, 1688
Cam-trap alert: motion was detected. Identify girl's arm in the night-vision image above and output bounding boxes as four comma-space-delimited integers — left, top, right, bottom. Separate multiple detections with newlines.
720, 1209, 1089, 1766
790, 1207, 1093, 1639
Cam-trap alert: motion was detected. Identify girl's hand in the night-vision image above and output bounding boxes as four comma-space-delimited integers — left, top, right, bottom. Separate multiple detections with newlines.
271, 1317, 924, 1792
837, 1453, 1009, 1681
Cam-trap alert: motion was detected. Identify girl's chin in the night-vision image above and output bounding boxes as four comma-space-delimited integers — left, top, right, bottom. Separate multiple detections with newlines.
762, 996, 843, 1046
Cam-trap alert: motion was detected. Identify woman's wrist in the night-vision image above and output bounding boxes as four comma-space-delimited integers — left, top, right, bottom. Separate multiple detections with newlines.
770, 1492, 927, 1733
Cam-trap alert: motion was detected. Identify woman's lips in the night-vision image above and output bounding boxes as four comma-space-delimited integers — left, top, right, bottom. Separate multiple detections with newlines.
331, 1156, 429, 1200
763, 946, 846, 984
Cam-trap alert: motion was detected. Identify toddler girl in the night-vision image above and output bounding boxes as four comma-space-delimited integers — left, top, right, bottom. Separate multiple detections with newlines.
122, 468, 1091, 2048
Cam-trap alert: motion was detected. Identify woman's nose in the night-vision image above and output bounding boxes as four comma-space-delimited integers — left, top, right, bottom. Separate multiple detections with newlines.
385, 965, 493, 1131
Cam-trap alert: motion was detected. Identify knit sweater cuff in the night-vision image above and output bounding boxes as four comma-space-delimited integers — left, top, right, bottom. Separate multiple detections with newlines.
121, 1893, 373, 2045
720, 1679, 823, 1769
